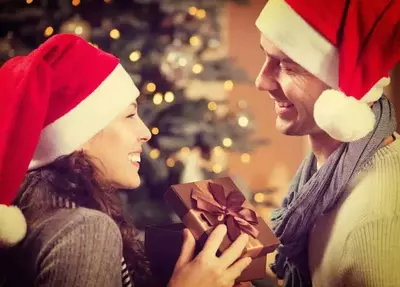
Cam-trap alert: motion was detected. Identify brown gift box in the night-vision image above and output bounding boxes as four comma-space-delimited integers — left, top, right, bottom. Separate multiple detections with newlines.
145, 177, 280, 285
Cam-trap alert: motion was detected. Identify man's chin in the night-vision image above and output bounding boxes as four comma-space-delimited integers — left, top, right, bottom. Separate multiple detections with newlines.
275, 119, 307, 136
276, 118, 296, 135
276, 119, 320, 137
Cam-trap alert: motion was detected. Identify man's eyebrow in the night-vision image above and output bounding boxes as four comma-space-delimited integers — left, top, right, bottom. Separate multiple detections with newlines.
280, 57, 297, 65
260, 44, 292, 63
261, 43, 306, 73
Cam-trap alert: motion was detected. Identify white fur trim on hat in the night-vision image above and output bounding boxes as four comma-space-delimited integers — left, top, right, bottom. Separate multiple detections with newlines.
361, 77, 391, 103
255, 0, 339, 89
314, 77, 390, 142
28, 63, 139, 170
0, 205, 27, 247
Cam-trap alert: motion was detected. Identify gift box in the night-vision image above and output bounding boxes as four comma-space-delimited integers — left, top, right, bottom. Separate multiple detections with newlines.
145, 177, 280, 285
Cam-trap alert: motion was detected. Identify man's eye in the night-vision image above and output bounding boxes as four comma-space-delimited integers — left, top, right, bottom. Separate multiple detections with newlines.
280, 63, 296, 74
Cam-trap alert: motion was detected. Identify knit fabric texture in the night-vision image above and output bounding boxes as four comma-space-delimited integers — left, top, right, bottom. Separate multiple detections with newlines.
308, 132, 400, 286
2, 198, 133, 287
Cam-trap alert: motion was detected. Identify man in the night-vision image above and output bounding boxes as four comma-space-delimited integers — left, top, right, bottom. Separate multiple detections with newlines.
254, 0, 400, 286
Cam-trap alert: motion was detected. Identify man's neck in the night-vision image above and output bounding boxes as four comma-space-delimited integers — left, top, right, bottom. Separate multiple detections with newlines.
308, 132, 342, 169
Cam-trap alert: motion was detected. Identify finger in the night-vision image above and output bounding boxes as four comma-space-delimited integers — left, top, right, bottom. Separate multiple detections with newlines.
201, 224, 227, 256
174, 229, 196, 271
219, 233, 249, 268
226, 257, 252, 281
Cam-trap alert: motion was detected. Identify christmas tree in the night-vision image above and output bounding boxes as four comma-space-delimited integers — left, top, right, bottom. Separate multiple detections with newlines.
0, 0, 270, 229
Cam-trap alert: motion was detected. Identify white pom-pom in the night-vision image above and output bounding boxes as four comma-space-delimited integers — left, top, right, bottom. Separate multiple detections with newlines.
314, 89, 376, 142
0, 204, 27, 247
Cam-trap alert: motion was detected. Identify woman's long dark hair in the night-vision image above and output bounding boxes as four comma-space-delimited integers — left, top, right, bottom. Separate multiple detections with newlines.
16, 151, 157, 287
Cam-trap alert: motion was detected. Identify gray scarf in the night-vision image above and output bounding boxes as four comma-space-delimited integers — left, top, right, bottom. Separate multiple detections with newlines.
270, 96, 397, 286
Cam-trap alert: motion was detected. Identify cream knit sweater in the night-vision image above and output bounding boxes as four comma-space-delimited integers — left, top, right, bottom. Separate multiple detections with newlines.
308, 133, 400, 287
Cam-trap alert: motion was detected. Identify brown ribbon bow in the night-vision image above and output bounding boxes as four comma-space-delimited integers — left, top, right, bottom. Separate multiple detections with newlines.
191, 182, 260, 241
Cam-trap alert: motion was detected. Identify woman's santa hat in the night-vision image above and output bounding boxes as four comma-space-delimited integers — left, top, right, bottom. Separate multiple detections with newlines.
256, 0, 400, 142
0, 34, 140, 247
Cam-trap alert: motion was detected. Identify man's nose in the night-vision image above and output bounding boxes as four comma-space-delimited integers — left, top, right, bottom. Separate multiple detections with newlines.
255, 60, 279, 92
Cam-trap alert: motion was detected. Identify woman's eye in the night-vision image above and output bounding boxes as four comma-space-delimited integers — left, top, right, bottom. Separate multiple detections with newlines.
127, 113, 136, 119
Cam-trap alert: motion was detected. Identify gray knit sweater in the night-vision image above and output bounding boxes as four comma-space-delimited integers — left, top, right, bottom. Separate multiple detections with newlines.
3, 207, 124, 287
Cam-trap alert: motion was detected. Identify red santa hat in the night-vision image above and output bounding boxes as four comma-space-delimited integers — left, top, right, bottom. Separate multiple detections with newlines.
256, 0, 400, 142
0, 34, 139, 247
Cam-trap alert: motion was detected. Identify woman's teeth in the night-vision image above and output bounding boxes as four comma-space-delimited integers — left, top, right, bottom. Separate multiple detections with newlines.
128, 153, 141, 164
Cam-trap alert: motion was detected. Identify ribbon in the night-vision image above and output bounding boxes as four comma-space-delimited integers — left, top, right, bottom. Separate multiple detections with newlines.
191, 182, 260, 241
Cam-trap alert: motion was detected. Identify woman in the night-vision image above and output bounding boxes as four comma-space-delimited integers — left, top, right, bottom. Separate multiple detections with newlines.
0, 34, 252, 287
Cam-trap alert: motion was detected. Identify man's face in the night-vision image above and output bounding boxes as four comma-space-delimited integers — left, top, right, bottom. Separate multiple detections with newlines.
256, 34, 330, 136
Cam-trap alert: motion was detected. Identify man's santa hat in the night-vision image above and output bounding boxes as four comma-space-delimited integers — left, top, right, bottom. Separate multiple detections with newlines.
256, 0, 400, 142
0, 34, 140, 247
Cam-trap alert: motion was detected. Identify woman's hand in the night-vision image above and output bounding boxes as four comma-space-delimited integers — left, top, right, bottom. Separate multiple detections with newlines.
168, 224, 252, 287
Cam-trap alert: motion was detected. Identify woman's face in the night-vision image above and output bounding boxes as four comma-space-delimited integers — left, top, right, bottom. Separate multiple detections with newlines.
81, 101, 151, 189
